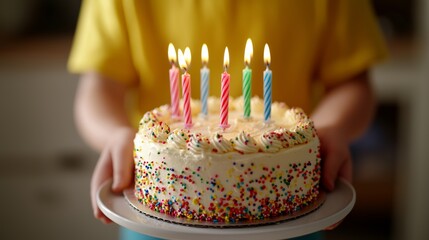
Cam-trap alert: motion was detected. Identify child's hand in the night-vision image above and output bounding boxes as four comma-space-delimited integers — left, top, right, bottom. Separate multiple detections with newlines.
90, 127, 136, 223
316, 125, 353, 231
316, 126, 353, 192
310, 75, 373, 191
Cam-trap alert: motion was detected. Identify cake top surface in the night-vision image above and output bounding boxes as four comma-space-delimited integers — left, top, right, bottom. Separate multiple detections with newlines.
136, 96, 317, 154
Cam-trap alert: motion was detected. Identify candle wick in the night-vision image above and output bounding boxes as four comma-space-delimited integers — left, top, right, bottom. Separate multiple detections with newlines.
265, 63, 270, 70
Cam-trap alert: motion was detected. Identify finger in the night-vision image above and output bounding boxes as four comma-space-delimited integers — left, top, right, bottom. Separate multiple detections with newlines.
339, 150, 353, 183
322, 150, 343, 192
111, 136, 134, 192
325, 220, 343, 230
91, 147, 113, 223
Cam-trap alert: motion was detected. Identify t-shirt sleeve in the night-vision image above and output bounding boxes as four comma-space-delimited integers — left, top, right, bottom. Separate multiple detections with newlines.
316, 0, 388, 86
67, 0, 137, 85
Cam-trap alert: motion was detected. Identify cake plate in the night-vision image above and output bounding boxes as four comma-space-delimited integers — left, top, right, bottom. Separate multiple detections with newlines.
97, 179, 355, 240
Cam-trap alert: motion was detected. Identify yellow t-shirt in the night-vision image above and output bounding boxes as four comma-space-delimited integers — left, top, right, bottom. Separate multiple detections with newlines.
68, 0, 387, 126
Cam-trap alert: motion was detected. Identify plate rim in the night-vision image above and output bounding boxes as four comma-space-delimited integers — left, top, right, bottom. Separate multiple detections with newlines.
97, 178, 355, 239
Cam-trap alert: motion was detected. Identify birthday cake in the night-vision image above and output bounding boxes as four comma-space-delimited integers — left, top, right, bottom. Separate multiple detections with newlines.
133, 96, 321, 223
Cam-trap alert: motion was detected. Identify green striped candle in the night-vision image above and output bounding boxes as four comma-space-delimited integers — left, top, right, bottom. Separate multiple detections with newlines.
242, 38, 253, 119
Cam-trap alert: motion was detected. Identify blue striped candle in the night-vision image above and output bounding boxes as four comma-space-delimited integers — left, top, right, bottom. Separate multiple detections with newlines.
200, 44, 209, 116
263, 44, 272, 122
200, 66, 209, 116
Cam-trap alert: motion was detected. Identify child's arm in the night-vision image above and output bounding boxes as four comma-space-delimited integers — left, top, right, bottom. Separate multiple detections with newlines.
74, 72, 135, 223
311, 71, 376, 191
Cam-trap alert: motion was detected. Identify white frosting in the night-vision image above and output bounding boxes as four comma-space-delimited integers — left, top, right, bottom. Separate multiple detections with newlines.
138, 97, 316, 154
134, 96, 321, 221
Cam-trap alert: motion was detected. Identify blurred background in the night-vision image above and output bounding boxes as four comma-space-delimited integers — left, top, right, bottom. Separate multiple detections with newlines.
0, 1, 428, 239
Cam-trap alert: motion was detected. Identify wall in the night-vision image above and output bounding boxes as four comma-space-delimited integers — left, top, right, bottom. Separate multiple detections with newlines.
0, 37, 118, 240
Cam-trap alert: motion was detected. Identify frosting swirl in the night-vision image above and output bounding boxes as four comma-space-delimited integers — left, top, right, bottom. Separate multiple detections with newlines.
274, 128, 295, 148
142, 120, 171, 143
259, 132, 282, 152
140, 111, 158, 126
167, 129, 190, 149
139, 112, 170, 142
210, 133, 233, 153
232, 131, 259, 153
187, 134, 211, 154
291, 124, 313, 144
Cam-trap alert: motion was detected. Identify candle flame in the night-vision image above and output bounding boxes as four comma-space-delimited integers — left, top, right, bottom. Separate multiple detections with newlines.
201, 44, 209, 65
264, 44, 271, 65
168, 43, 177, 63
184, 47, 191, 68
178, 49, 186, 70
244, 38, 253, 65
223, 47, 230, 69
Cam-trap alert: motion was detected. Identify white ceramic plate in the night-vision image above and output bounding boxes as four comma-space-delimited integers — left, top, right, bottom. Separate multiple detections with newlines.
97, 179, 355, 240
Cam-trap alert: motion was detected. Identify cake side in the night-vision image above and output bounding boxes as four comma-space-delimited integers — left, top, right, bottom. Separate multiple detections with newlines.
134, 137, 320, 222
133, 96, 321, 222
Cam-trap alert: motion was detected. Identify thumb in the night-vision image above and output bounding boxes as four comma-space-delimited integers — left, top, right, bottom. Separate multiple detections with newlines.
339, 150, 353, 183
91, 147, 113, 223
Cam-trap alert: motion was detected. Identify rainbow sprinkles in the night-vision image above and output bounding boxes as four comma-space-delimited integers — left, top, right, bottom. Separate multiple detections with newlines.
133, 96, 321, 222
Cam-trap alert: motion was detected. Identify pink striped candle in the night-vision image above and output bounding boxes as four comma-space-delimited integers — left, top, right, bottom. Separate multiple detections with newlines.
182, 72, 192, 128
178, 48, 193, 128
169, 65, 180, 118
220, 47, 230, 129
168, 43, 180, 118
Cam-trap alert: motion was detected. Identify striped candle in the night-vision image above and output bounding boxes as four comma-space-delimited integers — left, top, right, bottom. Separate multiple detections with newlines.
182, 72, 192, 128
220, 47, 230, 129
263, 43, 272, 122
242, 38, 253, 119
200, 44, 209, 117
243, 66, 252, 118
168, 43, 180, 118
178, 48, 193, 128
